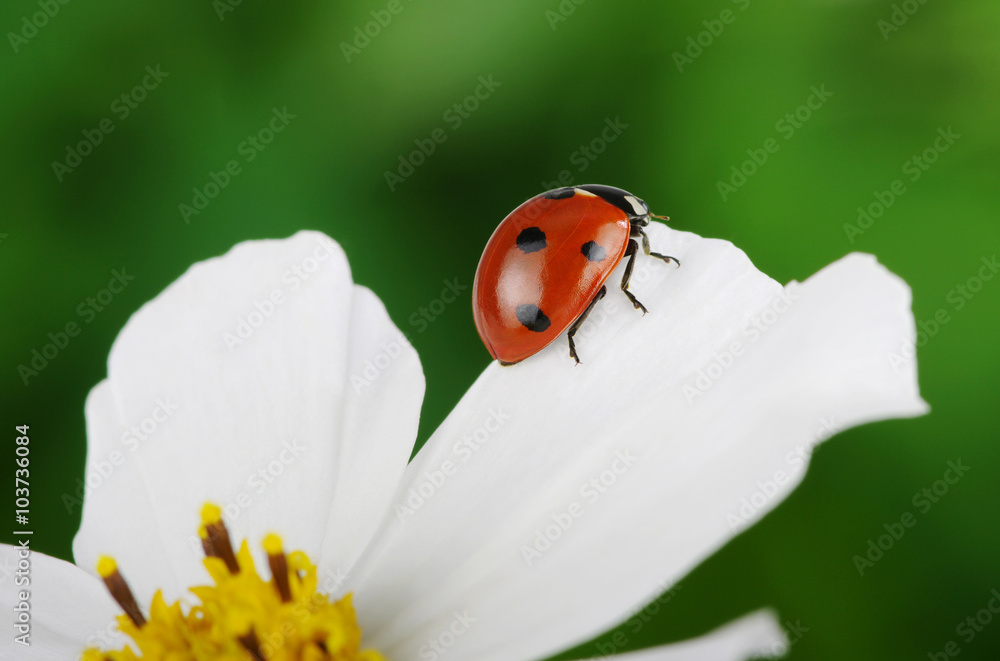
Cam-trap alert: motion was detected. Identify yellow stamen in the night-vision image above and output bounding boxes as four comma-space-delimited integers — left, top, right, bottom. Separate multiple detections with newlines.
96, 555, 117, 579
95, 556, 146, 628
263, 533, 292, 603
198, 501, 240, 574
83, 504, 383, 661
200, 502, 223, 525
262, 533, 283, 555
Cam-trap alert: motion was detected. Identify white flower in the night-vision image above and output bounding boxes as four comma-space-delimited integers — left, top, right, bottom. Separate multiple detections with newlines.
1, 224, 926, 661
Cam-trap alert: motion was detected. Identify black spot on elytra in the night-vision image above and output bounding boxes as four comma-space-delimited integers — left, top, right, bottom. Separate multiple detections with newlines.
516, 304, 550, 332
516, 227, 546, 254
581, 241, 606, 262
544, 187, 575, 200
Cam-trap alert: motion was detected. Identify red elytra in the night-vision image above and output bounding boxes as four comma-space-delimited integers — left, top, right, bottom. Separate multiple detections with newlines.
472, 184, 678, 365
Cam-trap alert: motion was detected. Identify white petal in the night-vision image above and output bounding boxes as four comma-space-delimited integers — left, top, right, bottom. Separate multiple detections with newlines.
614, 610, 786, 661
0, 544, 125, 659
73, 231, 424, 605
348, 224, 926, 661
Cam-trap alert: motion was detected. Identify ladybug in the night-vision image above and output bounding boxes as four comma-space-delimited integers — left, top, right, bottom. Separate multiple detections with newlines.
473, 184, 679, 365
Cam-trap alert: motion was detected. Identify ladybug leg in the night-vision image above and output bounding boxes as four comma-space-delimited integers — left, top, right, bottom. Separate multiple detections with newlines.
640, 230, 681, 268
567, 285, 607, 365
621, 239, 648, 314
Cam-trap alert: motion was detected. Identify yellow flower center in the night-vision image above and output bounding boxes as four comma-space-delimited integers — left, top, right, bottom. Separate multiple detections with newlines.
83, 503, 384, 661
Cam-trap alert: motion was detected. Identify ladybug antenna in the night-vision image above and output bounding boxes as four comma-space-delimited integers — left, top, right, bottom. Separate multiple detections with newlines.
651, 214, 670, 222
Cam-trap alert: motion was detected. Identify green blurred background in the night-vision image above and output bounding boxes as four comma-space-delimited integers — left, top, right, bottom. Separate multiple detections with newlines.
2, 0, 998, 658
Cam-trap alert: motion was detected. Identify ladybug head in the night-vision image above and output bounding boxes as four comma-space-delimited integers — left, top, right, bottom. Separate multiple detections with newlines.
620, 193, 663, 228
618, 193, 671, 227
625, 194, 651, 226
624, 195, 670, 228
631, 207, 651, 227
575, 184, 655, 224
